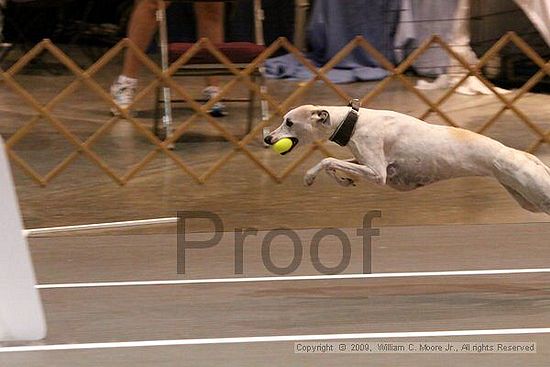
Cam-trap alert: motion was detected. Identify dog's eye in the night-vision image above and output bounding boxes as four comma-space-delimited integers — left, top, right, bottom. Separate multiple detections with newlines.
285, 119, 293, 127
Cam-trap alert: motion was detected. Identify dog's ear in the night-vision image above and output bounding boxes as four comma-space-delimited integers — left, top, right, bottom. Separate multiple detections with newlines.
310, 109, 330, 127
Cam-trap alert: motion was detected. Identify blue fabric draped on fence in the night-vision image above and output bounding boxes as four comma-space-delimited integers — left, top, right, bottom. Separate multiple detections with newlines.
264, 0, 400, 83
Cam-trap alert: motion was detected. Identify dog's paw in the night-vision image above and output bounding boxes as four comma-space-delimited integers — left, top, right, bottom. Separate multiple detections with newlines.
303, 173, 316, 186
337, 177, 355, 187
326, 168, 354, 187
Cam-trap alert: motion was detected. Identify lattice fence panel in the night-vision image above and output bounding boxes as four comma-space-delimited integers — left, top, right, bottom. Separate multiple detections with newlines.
1, 32, 548, 186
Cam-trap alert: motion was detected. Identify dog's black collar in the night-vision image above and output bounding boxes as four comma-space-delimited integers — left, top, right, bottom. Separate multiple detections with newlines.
329, 100, 360, 146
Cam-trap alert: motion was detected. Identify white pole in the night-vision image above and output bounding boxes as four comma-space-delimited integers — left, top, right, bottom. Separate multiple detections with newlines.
0, 138, 46, 341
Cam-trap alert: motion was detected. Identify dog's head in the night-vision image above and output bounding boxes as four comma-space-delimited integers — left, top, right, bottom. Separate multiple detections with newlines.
264, 105, 333, 154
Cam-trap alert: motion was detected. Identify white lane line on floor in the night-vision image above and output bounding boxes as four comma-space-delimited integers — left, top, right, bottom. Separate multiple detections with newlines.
36, 267, 550, 289
2, 328, 550, 353
23, 217, 178, 237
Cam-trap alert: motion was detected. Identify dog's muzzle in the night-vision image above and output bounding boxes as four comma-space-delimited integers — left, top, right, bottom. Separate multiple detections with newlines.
264, 136, 299, 155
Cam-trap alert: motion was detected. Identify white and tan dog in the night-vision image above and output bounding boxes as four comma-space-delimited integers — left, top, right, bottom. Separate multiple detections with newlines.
264, 104, 550, 214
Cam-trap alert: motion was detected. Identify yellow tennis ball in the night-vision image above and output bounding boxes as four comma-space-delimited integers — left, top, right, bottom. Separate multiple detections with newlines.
272, 138, 293, 154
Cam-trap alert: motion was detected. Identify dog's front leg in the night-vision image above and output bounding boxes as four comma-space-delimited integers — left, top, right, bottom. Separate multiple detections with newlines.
304, 157, 385, 186
324, 158, 358, 186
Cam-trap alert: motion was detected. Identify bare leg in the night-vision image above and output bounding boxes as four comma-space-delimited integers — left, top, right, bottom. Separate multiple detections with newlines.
195, 2, 224, 86
120, 1, 223, 80
121, 0, 164, 79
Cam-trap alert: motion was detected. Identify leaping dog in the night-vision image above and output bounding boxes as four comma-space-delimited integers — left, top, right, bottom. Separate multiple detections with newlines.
264, 102, 550, 214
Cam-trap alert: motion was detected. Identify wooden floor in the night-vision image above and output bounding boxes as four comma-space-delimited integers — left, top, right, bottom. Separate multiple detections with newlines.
1, 223, 550, 366
1, 59, 550, 365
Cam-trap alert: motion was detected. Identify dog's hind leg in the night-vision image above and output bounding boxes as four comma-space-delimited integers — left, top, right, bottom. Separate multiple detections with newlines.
501, 184, 543, 213
493, 149, 550, 214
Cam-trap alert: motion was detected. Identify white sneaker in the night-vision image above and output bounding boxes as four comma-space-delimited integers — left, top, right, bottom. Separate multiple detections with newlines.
110, 75, 137, 115
203, 86, 227, 117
